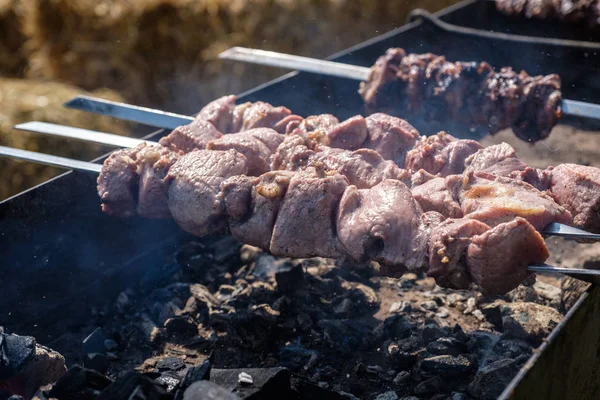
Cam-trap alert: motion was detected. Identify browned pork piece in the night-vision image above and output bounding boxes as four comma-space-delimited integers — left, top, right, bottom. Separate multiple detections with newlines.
495, 0, 600, 29
548, 164, 600, 231
359, 48, 562, 142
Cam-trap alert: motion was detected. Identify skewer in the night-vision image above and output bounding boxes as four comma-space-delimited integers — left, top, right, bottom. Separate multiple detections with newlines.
12, 121, 600, 243
218, 47, 600, 122
0, 143, 598, 283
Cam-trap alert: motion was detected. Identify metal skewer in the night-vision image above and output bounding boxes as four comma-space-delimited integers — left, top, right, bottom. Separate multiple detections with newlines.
12, 121, 600, 243
0, 142, 599, 282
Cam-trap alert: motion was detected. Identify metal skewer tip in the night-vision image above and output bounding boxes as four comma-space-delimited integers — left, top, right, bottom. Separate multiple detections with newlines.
64, 95, 194, 130
0, 145, 101, 173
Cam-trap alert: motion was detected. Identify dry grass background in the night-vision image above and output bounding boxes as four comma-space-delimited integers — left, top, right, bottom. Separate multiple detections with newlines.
0, 0, 458, 200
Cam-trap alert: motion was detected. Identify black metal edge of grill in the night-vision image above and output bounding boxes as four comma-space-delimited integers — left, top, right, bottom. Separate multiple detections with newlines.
1, 0, 600, 397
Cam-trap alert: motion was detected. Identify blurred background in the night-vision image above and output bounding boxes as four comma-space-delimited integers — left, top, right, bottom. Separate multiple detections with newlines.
0, 0, 461, 201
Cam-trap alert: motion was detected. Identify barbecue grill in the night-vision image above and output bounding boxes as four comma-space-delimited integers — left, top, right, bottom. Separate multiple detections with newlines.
2, 0, 600, 398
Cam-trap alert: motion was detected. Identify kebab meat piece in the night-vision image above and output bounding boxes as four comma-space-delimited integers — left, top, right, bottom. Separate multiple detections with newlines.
495, 0, 600, 29
358, 48, 562, 142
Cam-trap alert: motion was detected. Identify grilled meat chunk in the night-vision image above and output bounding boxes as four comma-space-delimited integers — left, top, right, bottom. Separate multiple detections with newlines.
97, 146, 140, 217
549, 163, 600, 232
136, 144, 180, 218
405, 132, 482, 175
159, 119, 223, 154
270, 169, 348, 258
197, 95, 237, 133
495, 0, 600, 29
412, 177, 463, 218
467, 217, 549, 295
364, 113, 420, 166
428, 218, 491, 289
359, 48, 562, 142
327, 115, 369, 150
456, 172, 572, 230
165, 149, 249, 237
222, 171, 294, 249
207, 128, 285, 175
337, 179, 430, 274
231, 102, 292, 132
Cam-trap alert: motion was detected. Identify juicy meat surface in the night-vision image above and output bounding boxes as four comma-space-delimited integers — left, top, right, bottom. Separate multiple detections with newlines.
136, 145, 180, 219
159, 119, 223, 154
310, 147, 411, 189
327, 115, 369, 150
337, 179, 429, 273
207, 128, 285, 176
428, 218, 491, 290
97, 147, 140, 217
467, 217, 549, 295
231, 102, 292, 132
456, 172, 572, 230
197, 95, 237, 133
549, 163, 600, 232
412, 177, 463, 218
222, 171, 294, 249
405, 132, 482, 175
359, 48, 562, 142
364, 113, 420, 166
165, 149, 249, 237
270, 170, 348, 258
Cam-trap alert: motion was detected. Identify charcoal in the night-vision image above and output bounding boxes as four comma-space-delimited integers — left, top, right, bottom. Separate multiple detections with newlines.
467, 356, 528, 400
0, 328, 36, 377
291, 376, 359, 399
275, 264, 305, 292
82, 328, 106, 356
480, 301, 504, 329
48, 366, 113, 399
386, 340, 419, 369
179, 360, 211, 388
492, 339, 532, 359
374, 391, 399, 400
426, 337, 468, 356
414, 376, 447, 395
183, 381, 240, 400
467, 331, 500, 361
84, 353, 110, 374
421, 301, 438, 312
104, 339, 118, 352
421, 324, 446, 345
318, 320, 372, 351
165, 316, 197, 336
96, 371, 171, 400
501, 303, 562, 345
418, 355, 474, 377
382, 315, 413, 340
392, 371, 410, 386
210, 367, 294, 399
279, 343, 318, 371
157, 358, 186, 372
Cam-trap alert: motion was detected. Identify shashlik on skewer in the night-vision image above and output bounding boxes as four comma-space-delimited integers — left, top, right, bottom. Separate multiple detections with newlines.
215, 46, 600, 143
16, 94, 600, 236
495, 0, 600, 29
